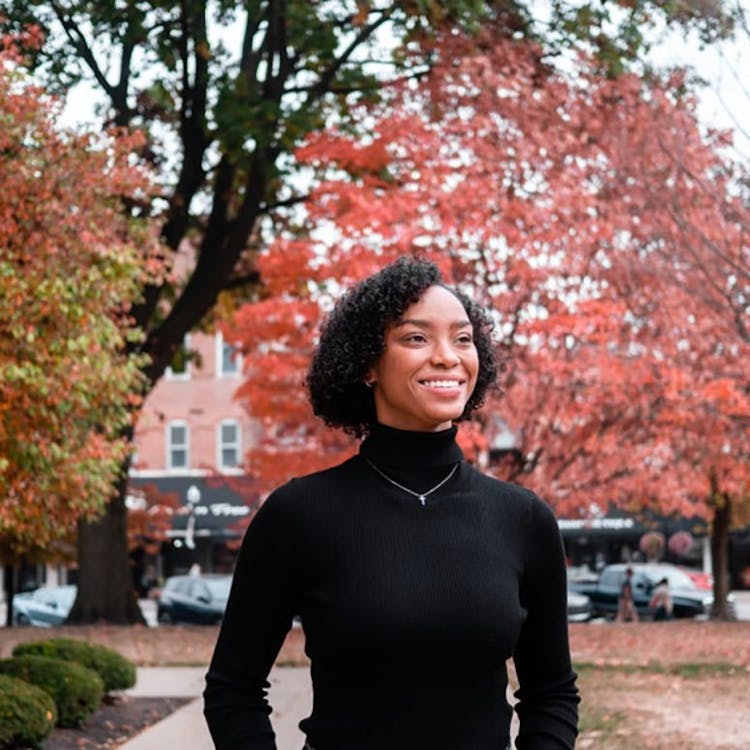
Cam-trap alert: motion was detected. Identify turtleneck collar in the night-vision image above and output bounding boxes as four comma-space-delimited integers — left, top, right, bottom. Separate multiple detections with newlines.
359, 423, 463, 469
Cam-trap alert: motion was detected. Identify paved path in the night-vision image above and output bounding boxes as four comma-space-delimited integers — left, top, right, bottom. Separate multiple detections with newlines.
120, 666, 313, 750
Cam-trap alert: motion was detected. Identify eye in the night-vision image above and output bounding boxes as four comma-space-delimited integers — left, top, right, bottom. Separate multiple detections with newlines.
403, 332, 428, 343
456, 333, 474, 345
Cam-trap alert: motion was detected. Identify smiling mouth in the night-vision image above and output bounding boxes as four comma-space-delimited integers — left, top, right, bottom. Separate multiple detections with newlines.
419, 379, 464, 389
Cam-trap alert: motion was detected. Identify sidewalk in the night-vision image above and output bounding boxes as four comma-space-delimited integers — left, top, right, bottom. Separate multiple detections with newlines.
120, 666, 313, 750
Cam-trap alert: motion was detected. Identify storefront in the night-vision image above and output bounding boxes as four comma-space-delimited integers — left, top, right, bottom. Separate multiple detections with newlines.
558, 509, 709, 576
128, 475, 260, 584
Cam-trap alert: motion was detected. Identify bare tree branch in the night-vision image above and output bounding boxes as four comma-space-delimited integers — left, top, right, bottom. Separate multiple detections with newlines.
49, 1, 114, 101
302, 7, 396, 109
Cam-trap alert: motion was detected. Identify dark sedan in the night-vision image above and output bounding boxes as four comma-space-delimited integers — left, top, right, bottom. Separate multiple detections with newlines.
156, 574, 232, 625
569, 563, 734, 620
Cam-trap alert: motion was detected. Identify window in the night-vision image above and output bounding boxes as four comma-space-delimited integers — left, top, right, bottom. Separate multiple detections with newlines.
191, 580, 211, 602
218, 420, 241, 470
167, 421, 189, 470
166, 335, 191, 380
216, 333, 241, 378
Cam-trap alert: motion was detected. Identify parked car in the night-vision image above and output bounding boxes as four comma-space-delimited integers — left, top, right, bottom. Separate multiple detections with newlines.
12, 585, 77, 626
678, 566, 713, 591
568, 563, 735, 620
567, 588, 593, 622
156, 574, 232, 625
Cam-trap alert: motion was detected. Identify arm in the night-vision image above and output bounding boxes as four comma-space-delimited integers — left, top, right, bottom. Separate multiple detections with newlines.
513, 496, 579, 749
203, 485, 300, 750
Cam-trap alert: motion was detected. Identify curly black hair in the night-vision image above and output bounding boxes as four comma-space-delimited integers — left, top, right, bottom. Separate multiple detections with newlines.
307, 256, 497, 437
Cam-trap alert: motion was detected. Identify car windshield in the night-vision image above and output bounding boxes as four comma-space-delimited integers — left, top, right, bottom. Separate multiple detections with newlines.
34, 586, 76, 606
205, 577, 232, 598
642, 567, 695, 589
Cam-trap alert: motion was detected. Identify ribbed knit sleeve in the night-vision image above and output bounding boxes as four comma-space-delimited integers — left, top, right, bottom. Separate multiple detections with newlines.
203, 484, 299, 750
513, 495, 579, 749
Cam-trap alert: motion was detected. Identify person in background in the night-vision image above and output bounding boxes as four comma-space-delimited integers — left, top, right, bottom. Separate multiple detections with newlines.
139, 565, 159, 599
204, 256, 579, 750
616, 566, 640, 622
649, 576, 673, 621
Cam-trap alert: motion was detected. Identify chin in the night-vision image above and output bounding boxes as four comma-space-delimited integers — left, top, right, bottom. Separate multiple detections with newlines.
425, 411, 463, 428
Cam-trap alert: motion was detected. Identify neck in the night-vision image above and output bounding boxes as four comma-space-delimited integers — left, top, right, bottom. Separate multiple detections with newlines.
359, 422, 463, 469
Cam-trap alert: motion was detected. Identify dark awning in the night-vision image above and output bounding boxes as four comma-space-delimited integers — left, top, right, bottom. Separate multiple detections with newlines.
557, 507, 708, 539
557, 516, 645, 538
128, 475, 260, 540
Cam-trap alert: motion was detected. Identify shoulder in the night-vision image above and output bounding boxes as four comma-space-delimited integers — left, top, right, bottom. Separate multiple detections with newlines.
258, 456, 358, 514
242, 459, 357, 550
465, 466, 562, 546
468, 467, 556, 517
281, 455, 358, 492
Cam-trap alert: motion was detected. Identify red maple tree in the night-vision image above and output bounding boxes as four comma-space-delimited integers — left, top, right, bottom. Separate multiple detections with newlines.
227, 32, 749, 617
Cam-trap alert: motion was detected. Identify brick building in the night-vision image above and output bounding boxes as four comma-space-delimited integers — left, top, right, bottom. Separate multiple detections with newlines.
128, 330, 260, 580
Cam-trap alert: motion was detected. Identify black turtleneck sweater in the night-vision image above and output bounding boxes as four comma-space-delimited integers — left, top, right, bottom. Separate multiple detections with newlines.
204, 425, 579, 749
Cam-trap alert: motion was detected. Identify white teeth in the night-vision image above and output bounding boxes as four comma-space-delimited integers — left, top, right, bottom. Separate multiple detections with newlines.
422, 380, 461, 388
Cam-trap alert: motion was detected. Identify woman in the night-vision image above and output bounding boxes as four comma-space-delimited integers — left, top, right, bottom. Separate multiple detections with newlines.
648, 577, 673, 621
204, 256, 579, 749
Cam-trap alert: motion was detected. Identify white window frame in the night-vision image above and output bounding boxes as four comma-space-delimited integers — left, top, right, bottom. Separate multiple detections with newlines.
166, 420, 190, 471
165, 334, 192, 381
217, 419, 241, 471
215, 332, 242, 378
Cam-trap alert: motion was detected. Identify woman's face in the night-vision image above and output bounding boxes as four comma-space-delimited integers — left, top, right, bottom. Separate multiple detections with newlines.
367, 285, 479, 432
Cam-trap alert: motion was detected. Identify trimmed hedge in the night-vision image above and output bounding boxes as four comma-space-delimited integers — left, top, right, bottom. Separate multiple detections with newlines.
0, 673, 57, 749
13, 638, 136, 692
0, 656, 103, 728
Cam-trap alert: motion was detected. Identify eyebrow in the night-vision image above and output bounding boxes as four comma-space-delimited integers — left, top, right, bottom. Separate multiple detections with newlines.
393, 318, 472, 329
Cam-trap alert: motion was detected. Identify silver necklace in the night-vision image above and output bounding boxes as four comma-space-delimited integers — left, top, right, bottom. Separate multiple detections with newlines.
364, 459, 459, 507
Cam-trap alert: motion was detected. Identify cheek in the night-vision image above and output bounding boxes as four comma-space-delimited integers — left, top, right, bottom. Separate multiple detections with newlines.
467, 354, 480, 388
373, 354, 411, 390
468, 350, 480, 375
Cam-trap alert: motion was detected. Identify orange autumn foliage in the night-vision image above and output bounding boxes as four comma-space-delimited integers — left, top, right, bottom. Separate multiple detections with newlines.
0, 42, 163, 556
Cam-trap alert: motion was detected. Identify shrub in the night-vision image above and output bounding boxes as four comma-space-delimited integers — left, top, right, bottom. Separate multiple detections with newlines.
13, 638, 136, 692
0, 656, 103, 728
0, 673, 57, 749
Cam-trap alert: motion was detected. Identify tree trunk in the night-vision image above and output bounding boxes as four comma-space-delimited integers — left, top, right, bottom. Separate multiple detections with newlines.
709, 493, 734, 621
66, 472, 144, 625
3, 565, 17, 627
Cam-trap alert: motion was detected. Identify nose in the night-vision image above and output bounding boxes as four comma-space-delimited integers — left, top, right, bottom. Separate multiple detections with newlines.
430, 338, 460, 367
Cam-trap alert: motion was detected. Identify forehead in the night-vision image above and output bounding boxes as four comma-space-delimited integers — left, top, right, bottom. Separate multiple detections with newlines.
400, 285, 468, 319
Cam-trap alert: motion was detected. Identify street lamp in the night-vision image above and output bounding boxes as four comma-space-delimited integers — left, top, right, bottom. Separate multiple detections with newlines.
184, 484, 201, 550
